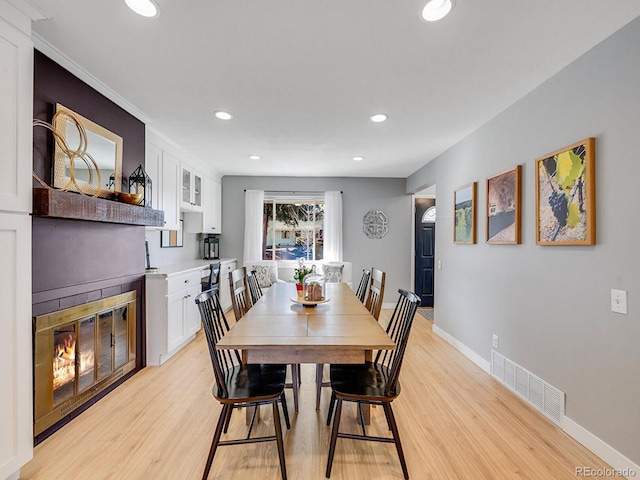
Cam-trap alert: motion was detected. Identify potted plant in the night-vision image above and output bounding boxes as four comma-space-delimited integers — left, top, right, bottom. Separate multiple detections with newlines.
294, 259, 313, 297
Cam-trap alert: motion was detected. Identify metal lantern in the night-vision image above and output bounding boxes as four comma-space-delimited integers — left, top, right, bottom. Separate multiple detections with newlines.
203, 235, 219, 260
128, 164, 152, 207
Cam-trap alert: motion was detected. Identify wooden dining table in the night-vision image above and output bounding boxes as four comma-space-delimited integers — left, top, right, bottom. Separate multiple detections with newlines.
217, 281, 395, 419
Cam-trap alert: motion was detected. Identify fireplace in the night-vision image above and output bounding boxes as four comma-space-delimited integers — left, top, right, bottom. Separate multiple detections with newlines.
34, 291, 137, 436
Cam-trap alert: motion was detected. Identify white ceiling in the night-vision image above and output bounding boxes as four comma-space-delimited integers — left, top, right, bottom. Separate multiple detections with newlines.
26, 0, 640, 178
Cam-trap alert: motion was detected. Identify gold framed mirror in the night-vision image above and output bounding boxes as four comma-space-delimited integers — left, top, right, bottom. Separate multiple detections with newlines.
52, 103, 123, 196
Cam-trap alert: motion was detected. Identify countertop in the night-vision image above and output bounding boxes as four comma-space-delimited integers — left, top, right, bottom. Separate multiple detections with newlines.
145, 258, 237, 278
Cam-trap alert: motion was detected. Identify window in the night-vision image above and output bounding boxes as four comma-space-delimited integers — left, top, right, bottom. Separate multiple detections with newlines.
422, 206, 436, 223
263, 196, 324, 261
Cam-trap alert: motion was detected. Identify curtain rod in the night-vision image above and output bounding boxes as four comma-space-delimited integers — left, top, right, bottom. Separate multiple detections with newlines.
244, 189, 342, 194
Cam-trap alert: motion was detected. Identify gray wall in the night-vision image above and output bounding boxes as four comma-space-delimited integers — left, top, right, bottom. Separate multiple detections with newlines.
407, 18, 640, 463
221, 176, 411, 300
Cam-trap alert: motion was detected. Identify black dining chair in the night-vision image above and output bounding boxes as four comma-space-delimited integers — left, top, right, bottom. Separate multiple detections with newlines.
365, 267, 386, 322
325, 288, 420, 480
355, 268, 371, 304
202, 261, 221, 292
246, 269, 263, 305
315, 267, 377, 409
195, 287, 291, 480
229, 267, 300, 413
228, 267, 252, 320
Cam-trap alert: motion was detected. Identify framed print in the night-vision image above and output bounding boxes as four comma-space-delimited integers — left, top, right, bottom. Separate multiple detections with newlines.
535, 138, 595, 245
487, 165, 522, 244
160, 220, 184, 248
454, 182, 477, 244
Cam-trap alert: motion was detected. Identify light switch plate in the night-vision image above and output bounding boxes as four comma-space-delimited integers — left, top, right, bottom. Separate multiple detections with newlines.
611, 289, 628, 315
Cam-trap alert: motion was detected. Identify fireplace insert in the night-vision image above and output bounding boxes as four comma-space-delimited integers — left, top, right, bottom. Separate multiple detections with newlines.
33, 291, 137, 436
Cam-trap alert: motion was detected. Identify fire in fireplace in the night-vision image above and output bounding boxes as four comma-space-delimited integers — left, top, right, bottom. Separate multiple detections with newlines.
34, 291, 137, 436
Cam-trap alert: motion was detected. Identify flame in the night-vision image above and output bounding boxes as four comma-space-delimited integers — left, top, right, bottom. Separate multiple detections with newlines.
52, 333, 94, 390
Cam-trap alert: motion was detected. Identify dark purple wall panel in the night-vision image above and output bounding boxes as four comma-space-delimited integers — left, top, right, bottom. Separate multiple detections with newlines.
32, 50, 148, 385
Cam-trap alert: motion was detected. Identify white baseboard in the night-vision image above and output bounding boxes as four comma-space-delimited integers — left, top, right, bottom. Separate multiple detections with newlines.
562, 416, 640, 479
432, 324, 491, 373
433, 324, 639, 479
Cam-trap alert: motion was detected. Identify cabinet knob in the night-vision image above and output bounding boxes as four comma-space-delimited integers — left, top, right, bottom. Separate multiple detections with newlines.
184, 279, 189, 283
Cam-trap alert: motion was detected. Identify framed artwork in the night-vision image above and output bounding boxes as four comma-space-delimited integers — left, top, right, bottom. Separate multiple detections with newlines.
454, 182, 476, 244
487, 165, 522, 244
161, 220, 184, 248
535, 138, 595, 245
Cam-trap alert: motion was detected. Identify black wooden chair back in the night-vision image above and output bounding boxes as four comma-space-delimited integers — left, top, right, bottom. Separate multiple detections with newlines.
229, 267, 252, 319
365, 267, 386, 321
202, 261, 221, 292
376, 288, 420, 396
195, 287, 242, 398
355, 268, 371, 304
246, 269, 263, 305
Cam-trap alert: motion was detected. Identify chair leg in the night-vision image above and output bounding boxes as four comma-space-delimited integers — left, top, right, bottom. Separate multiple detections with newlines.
315, 363, 324, 410
326, 391, 336, 426
280, 392, 291, 429
202, 403, 229, 480
272, 400, 288, 480
325, 397, 343, 478
382, 402, 409, 480
291, 364, 299, 413
223, 404, 234, 433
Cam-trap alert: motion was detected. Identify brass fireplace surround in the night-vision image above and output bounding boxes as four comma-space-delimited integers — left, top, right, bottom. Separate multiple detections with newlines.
34, 291, 136, 436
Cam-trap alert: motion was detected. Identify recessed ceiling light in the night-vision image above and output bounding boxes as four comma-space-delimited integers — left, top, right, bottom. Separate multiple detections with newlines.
353, 156, 365, 162
421, 0, 453, 22
249, 155, 261, 160
124, 0, 160, 18
370, 113, 388, 123
214, 110, 233, 120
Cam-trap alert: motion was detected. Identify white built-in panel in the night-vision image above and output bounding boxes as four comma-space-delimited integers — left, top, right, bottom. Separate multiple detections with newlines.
0, 213, 32, 478
0, 19, 32, 213
144, 142, 162, 214
161, 152, 180, 230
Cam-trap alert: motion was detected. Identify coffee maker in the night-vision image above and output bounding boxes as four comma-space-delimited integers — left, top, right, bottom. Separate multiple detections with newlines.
203, 234, 219, 260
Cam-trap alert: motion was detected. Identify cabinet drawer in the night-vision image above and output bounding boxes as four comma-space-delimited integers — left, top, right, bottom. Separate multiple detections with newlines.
221, 261, 236, 276
167, 271, 201, 294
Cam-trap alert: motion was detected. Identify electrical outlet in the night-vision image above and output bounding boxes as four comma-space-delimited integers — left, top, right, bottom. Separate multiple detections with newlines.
611, 289, 628, 314
492, 334, 499, 349
437, 260, 442, 270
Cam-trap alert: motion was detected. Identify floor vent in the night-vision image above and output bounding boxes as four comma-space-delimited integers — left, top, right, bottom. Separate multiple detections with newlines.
491, 350, 564, 426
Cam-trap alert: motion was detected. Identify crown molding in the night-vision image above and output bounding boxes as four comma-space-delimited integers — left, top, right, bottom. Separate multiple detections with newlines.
32, 33, 152, 124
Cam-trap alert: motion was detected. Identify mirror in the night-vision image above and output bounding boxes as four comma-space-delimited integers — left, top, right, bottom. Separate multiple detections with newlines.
52, 103, 123, 196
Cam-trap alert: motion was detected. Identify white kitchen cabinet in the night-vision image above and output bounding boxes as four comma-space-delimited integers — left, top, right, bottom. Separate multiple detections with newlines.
0, 10, 34, 480
146, 269, 202, 366
180, 163, 203, 212
183, 176, 222, 234
0, 15, 32, 214
219, 259, 236, 313
145, 144, 180, 231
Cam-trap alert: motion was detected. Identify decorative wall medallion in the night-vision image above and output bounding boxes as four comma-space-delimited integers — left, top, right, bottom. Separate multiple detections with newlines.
363, 210, 388, 239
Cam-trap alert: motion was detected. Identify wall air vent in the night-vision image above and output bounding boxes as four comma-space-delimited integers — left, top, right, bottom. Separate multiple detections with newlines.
491, 350, 565, 426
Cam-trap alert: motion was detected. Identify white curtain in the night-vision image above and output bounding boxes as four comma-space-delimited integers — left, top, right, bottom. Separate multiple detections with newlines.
323, 191, 343, 261
243, 190, 264, 262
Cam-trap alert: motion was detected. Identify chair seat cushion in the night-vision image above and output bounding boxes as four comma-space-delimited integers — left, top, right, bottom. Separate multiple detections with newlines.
329, 362, 400, 400
215, 363, 287, 402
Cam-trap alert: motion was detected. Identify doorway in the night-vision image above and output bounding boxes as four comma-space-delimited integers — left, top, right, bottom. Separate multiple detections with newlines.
414, 197, 436, 308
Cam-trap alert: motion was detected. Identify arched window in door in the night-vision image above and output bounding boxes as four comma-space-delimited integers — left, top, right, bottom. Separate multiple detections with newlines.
422, 206, 436, 223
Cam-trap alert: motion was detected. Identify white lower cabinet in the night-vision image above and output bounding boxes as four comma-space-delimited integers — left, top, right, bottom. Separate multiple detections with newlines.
146, 270, 202, 366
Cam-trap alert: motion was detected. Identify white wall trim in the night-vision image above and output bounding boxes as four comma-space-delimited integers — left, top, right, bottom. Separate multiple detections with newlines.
432, 324, 491, 373
562, 416, 640, 479
32, 33, 152, 124
434, 324, 639, 479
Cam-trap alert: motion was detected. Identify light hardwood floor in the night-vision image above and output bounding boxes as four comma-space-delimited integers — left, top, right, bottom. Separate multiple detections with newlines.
21, 310, 611, 479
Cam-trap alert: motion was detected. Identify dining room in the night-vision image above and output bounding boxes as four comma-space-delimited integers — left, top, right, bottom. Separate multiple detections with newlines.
2, 2, 640, 479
